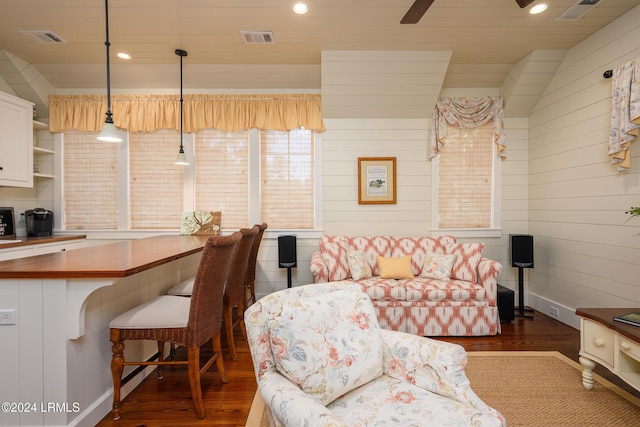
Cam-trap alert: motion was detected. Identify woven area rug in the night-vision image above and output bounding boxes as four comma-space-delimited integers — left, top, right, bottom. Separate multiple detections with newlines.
246, 351, 640, 427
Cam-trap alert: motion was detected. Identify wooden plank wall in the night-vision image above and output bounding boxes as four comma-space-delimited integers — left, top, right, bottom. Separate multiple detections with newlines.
527, 5, 640, 327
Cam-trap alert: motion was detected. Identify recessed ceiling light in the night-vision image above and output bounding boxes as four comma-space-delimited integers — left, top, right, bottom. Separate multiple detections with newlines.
117, 52, 131, 60
530, 3, 548, 15
293, 2, 308, 14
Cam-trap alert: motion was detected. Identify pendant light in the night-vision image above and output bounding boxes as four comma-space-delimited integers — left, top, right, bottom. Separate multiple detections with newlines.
97, 0, 122, 142
174, 49, 189, 165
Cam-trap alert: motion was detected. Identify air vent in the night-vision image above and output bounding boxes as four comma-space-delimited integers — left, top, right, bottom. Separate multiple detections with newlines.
19, 30, 67, 44
240, 31, 274, 44
556, 0, 601, 21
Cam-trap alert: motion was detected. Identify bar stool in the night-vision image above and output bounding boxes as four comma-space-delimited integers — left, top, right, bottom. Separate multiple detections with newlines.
245, 223, 267, 308
108, 232, 240, 420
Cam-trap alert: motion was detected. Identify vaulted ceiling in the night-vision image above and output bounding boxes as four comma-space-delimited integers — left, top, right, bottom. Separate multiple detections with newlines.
1, 0, 638, 117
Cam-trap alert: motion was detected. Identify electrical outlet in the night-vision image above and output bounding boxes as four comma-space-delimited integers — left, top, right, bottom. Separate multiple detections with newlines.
549, 306, 560, 318
0, 309, 17, 325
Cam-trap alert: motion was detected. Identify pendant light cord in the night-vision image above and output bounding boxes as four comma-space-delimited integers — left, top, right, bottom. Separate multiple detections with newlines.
175, 49, 188, 152
179, 53, 183, 148
104, 0, 113, 123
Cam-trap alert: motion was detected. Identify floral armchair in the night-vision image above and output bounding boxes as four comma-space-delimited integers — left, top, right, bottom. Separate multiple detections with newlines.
244, 282, 506, 427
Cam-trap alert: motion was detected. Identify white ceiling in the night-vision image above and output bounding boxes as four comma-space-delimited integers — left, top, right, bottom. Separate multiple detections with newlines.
1, 0, 638, 116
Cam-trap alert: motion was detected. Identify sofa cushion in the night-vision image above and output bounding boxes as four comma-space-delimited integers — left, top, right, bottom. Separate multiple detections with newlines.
445, 242, 484, 282
268, 290, 384, 405
354, 277, 487, 303
328, 375, 503, 426
377, 256, 414, 279
348, 250, 372, 280
420, 252, 457, 280
390, 236, 457, 275
346, 236, 392, 275
320, 235, 350, 281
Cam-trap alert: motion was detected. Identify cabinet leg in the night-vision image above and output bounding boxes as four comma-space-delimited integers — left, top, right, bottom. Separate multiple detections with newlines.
579, 356, 596, 390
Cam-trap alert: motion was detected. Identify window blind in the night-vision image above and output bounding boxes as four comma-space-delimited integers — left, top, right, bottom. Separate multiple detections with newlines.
438, 123, 493, 229
63, 130, 118, 229
194, 130, 249, 229
260, 129, 314, 229
129, 129, 184, 229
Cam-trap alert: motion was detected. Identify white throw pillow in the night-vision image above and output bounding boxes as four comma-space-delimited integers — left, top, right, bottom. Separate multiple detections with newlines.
268, 290, 383, 405
420, 252, 457, 280
348, 250, 372, 280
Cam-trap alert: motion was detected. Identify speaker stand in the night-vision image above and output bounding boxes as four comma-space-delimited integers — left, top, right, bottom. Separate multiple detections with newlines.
280, 262, 296, 289
515, 266, 534, 319
286, 266, 292, 288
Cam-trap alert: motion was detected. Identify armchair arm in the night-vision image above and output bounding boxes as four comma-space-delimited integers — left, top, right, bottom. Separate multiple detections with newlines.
381, 329, 506, 426
258, 371, 348, 427
310, 250, 329, 283
477, 258, 503, 305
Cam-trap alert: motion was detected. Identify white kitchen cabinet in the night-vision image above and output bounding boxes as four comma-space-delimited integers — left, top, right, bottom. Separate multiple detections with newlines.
0, 91, 34, 187
0, 236, 86, 259
33, 239, 86, 255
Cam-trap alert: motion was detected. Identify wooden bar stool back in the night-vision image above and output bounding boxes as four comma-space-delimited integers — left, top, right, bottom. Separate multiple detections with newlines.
223, 225, 258, 360
244, 223, 268, 308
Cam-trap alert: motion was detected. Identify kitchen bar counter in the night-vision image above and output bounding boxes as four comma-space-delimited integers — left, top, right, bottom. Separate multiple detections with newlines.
0, 234, 211, 427
0, 234, 209, 279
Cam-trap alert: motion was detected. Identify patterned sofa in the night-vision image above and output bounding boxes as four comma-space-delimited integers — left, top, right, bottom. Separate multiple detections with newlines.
310, 235, 503, 336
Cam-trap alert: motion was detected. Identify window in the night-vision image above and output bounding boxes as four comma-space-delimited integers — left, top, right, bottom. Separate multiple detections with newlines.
63, 130, 118, 229
129, 129, 184, 229
432, 121, 501, 237
260, 129, 314, 229
61, 128, 317, 231
195, 130, 249, 228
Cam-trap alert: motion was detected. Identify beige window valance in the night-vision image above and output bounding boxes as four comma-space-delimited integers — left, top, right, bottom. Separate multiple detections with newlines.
48, 94, 326, 133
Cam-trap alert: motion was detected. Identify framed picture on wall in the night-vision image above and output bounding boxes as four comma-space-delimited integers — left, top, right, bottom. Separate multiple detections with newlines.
0, 207, 16, 239
180, 211, 221, 236
358, 157, 396, 204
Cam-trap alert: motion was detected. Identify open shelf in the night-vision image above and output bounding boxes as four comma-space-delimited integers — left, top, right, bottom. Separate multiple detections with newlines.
33, 146, 54, 155
33, 172, 55, 179
33, 120, 48, 130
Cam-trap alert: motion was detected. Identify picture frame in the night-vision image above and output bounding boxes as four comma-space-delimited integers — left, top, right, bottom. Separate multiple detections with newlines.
180, 211, 221, 236
358, 157, 396, 204
0, 207, 16, 239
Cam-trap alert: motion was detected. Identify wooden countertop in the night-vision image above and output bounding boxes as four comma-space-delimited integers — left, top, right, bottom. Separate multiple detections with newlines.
0, 234, 211, 279
576, 307, 640, 343
0, 234, 86, 249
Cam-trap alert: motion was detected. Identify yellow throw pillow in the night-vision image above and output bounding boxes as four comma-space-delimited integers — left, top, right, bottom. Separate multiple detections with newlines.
377, 255, 414, 279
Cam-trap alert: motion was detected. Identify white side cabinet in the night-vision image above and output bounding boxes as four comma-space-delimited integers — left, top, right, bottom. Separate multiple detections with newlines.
0, 91, 34, 187
579, 317, 640, 393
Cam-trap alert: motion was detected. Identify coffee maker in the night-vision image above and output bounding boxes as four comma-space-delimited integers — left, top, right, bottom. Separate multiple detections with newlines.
26, 208, 54, 237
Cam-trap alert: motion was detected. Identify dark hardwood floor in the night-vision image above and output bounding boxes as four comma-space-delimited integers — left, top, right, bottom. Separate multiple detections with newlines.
95, 310, 640, 427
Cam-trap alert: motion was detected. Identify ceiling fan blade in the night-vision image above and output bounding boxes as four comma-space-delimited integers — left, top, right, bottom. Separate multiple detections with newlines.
401, 0, 436, 24
515, 0, 536, 7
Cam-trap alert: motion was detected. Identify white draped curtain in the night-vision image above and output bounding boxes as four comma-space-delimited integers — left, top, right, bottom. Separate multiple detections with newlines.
429, 97, 506, 160
608, 58, 640, 173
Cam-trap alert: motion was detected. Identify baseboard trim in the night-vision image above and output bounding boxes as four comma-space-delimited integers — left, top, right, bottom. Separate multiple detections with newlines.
527, 292, 580, 330
69, 364, 157, 427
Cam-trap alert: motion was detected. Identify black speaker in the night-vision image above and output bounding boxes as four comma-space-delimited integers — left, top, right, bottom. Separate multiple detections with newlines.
496, 284, 515, 322
510, 234, 534, 268
278, 235, 297, 268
